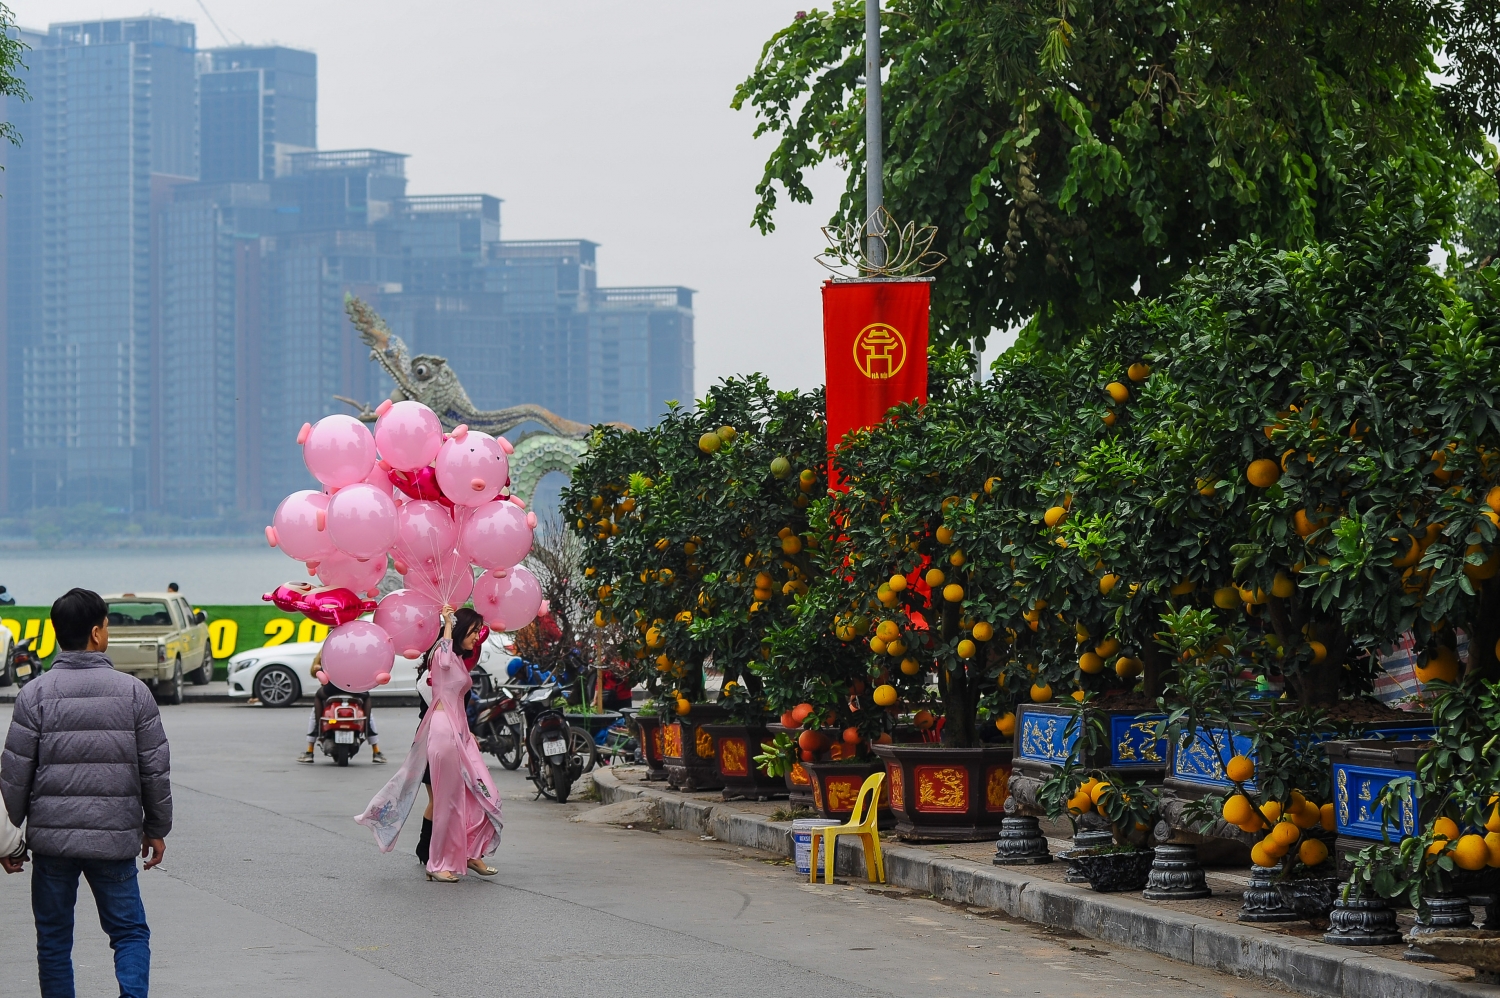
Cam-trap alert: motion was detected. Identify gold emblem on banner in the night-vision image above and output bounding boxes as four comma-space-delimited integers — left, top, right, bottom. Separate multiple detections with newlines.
852, 323, 907, 380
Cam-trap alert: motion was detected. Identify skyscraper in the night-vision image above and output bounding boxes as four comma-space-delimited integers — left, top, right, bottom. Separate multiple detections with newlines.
200, 46, 315, 183
24, 17, 198, 510
257, 149, 406, 507
158, 182, 281, 516
1, 19, 694, 520
0, 25, 46, 514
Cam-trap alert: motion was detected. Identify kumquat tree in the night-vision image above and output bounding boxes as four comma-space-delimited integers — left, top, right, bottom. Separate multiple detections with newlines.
562, 376, 828, 714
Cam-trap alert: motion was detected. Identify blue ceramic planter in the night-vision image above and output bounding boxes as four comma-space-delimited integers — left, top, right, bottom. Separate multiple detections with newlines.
1015, 703, 1167, 771
1168, 721, 1433, 793
1325, 739, 1421, 842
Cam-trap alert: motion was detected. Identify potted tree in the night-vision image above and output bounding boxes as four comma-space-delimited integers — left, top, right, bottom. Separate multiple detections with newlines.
1039, 758, 1162, 892
1346, 676, 1500, 958
819, 372, 1069, 841
564, 376, 828, 792
1155, 607, 1351, 923
702, 679, 785, 801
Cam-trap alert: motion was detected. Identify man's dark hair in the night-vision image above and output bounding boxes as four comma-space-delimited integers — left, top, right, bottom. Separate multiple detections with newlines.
52, 588, 108, 652
167, 582, 179, 592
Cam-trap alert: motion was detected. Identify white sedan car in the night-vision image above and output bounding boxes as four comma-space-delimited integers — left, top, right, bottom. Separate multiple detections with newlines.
227, 631, 515, 707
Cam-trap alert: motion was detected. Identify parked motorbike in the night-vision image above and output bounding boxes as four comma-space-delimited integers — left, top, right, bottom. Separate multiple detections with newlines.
3, 638, 37, 688
468, 668, 524, 770
317, 694, 367, 766
520, 682, 593, 802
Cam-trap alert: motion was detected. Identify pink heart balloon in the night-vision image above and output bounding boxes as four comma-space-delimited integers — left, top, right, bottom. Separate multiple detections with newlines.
320, 620, 395, 693
262, 583, 376, 627
373, 589, 442, 659
302, 414, 377, 489
326, 483, 399, 560
375, 400, 444, 472
390, 466, 454, 508
434, 429, 508, 507
270, 491, 335, 561
472, 566, 542, 631
458, 500, 534, 571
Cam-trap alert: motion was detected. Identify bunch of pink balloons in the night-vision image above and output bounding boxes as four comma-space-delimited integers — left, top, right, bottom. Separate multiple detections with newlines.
263, 400, 544, 692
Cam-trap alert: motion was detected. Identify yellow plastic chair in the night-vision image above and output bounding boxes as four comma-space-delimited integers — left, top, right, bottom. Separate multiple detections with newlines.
808, 771, 886, 885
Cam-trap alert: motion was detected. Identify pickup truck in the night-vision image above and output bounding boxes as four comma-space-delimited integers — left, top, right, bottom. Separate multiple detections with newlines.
102, 592, 213, 704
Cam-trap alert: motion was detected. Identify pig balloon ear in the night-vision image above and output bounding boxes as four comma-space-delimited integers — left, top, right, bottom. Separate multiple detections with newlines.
526, 511, 538, 529
296, 422, 312, 444
315, 670, 329, 684
451, 424, 469, 442
265, 526, 279, 548
375, 399, 394, 417
375, 672, 391, 685
498, 436, 515, 455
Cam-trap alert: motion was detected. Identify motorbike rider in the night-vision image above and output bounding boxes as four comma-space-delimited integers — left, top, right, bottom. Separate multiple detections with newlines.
297, 650, 384, 764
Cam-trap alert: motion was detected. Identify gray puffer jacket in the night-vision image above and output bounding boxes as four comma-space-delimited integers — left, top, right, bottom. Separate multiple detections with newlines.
1, 651, 172, 859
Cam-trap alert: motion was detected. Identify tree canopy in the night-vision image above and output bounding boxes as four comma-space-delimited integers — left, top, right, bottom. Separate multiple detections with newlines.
734, 0, 1500, 351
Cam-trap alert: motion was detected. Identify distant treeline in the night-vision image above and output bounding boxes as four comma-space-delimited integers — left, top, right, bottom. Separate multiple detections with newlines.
0, 504, 264, 548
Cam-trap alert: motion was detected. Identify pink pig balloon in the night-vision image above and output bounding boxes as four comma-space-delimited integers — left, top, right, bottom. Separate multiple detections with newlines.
302, 414, 377, 489
458, 500, 533, 570
326, 483, 399, 560
316, 551, 388, 594
364, 463, 394, 495
472, 566, 542, 631
373, 589, 442, 659
434, 428, 508, 507
270, 491, 335, 561
374, 400, 444, 472
394, 499, 457, 575
404, 550, 474, 608
320, 620, 395, 693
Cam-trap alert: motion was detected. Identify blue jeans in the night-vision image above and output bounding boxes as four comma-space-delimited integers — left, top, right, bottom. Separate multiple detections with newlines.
31, 854, 151, 998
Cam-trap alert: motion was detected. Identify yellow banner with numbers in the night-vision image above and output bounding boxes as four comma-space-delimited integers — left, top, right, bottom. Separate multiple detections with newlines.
1, 606, 329, 667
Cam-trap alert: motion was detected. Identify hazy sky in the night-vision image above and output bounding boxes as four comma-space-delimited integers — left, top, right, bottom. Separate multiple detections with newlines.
20, 1, 858, 398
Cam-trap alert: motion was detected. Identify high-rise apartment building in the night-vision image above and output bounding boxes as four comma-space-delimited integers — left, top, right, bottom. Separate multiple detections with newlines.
379, 231, 694, 428
0, 25, 46, 513
200, 46, 315, 183
158, 182, 280, 516
22, 18, 198, 510
1, 18, 694, 519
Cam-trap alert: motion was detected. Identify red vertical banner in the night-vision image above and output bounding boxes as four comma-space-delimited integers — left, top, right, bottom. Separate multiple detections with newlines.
822, 278, 930, 458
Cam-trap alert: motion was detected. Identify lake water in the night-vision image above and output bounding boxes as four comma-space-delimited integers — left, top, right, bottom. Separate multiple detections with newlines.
0, 473, 571, 608
0, 545, 306, 606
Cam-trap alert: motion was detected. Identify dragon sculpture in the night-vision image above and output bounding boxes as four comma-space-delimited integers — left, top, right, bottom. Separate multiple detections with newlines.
337, 295, 609, 504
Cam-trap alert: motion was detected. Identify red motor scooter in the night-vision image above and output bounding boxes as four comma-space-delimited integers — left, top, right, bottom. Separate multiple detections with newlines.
318, 694, 367, 766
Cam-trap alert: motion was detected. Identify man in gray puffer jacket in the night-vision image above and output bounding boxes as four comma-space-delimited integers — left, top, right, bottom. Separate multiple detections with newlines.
2, 587, 172, 998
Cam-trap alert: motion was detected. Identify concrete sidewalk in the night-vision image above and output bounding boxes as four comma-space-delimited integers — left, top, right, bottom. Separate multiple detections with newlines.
590, 766, 1498, 998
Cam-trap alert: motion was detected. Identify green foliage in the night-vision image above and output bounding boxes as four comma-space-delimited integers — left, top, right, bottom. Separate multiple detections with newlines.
1053, 170, 1500, 702
0, 4, 29, 149
735, 0, 1491, 351
816, 361, 1073, 746
562, 376, 828, 710
1453, 149, 1500, 293
1348, 678, 1500, 909
754, 731, 798, 778
1036, 697, 1160, 848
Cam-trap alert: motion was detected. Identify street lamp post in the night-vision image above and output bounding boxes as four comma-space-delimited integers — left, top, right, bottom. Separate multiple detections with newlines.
866, 0, 884, 269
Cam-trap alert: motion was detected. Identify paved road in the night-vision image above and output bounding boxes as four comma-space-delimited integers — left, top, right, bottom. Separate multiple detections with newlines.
0, 703, 1291, 998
